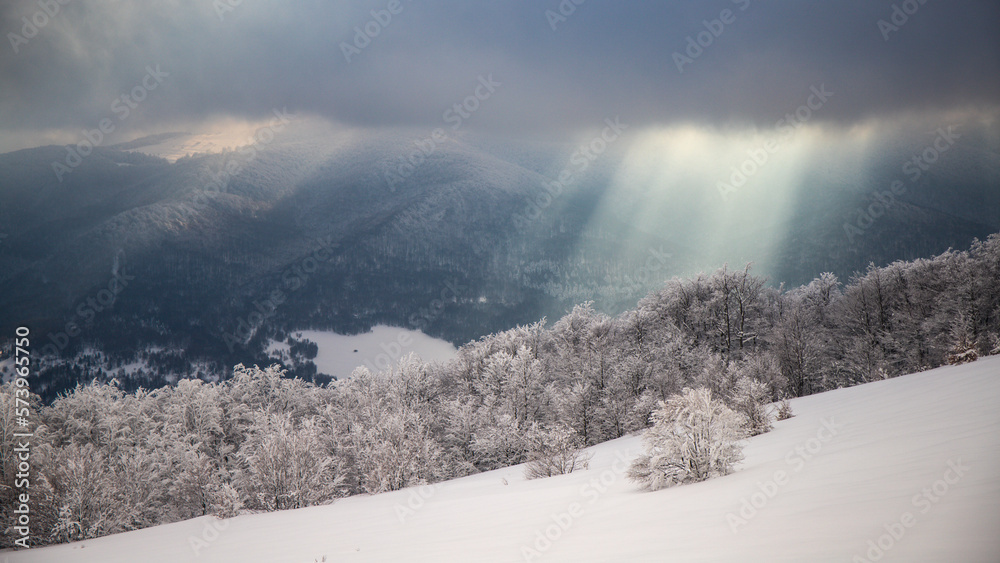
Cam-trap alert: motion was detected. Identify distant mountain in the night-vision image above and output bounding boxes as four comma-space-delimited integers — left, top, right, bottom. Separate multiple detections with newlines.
1, 121, 998, 397
108, 131, 193, 151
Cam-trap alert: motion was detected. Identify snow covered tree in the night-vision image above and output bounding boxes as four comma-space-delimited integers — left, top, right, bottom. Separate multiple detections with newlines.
41, 442, 122, 540
103, 443, 168, 531
966, 235, 1000, 355
836, 264, 904, 383
475, 345, 544, 427
437, 396, 481, 476
547, 303, 617, 444
602, 359, 643, 438
233, 412, 345, 511
523, 423, 592, 480
644, 336, 701, 402
947, 314, 979, 365
505, 346, 546, 426
336, 363, 447, 493
639, 274, 717, 352
41, 378, 129, 449
225, 363, 319, 421
628, 388, 744, 490
772, 273, 839, 396
663, 263, 772, 361
35, 381, 168, 536
729, 376, 773, 436
775, 398, 794, 421
554, 381, 602, 446
470, 413, 528, 470
1, 383, 59, 547
734, 352, 785, 401
8, 233, 996, 548
693, 353, 738, 400
150, 378, 236, 519
161, 434, 234, 519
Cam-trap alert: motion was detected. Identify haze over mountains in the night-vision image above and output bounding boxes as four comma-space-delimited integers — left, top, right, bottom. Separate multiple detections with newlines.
2, 2, 1000, 561
1, 114, 998, 397
1, 0, 999, 398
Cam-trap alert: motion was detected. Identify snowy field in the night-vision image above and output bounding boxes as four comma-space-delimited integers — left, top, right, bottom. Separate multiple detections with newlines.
268, 326, 458, 379
7, 356, 1000, 562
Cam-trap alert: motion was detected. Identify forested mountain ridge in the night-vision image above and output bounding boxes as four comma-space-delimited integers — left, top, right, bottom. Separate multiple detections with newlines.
1, 233, 997, 548
0, 122, 998, 398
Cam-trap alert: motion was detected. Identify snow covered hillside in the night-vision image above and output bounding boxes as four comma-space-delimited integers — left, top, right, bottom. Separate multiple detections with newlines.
7, 356, 1000, 562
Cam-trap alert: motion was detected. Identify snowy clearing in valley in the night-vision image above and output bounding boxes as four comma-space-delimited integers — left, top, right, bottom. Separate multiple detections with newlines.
268, 326, 458, 379
7, 356, 1000, 562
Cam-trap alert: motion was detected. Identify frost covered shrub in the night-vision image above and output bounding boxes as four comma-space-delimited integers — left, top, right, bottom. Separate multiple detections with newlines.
234, 412, 345, 511
946, 318, 979, 365
775, 398, 794, 421
42, 442, 128, 540
523, 423, 592, 480
628, 388, 744, 491
209, 483, 244, 519
338, 362, 449, 494
470, 414, 528, 471
731, 376, 773, 436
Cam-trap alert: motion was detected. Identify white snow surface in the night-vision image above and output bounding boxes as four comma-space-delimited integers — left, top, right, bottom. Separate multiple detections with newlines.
268, 326, 458, 379
8, 356, 1000, 562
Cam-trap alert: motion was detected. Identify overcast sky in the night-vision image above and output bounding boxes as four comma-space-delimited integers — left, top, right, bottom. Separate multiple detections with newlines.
1, 0, 998, 151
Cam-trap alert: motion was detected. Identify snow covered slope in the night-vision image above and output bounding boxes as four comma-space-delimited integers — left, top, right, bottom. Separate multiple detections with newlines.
7, 356, 1000, 562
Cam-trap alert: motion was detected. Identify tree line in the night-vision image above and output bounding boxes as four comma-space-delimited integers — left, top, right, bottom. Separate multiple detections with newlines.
2, 234, 998, 547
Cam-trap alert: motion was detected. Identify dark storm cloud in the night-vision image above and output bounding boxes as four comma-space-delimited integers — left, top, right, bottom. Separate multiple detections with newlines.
1, 0, 998, 143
